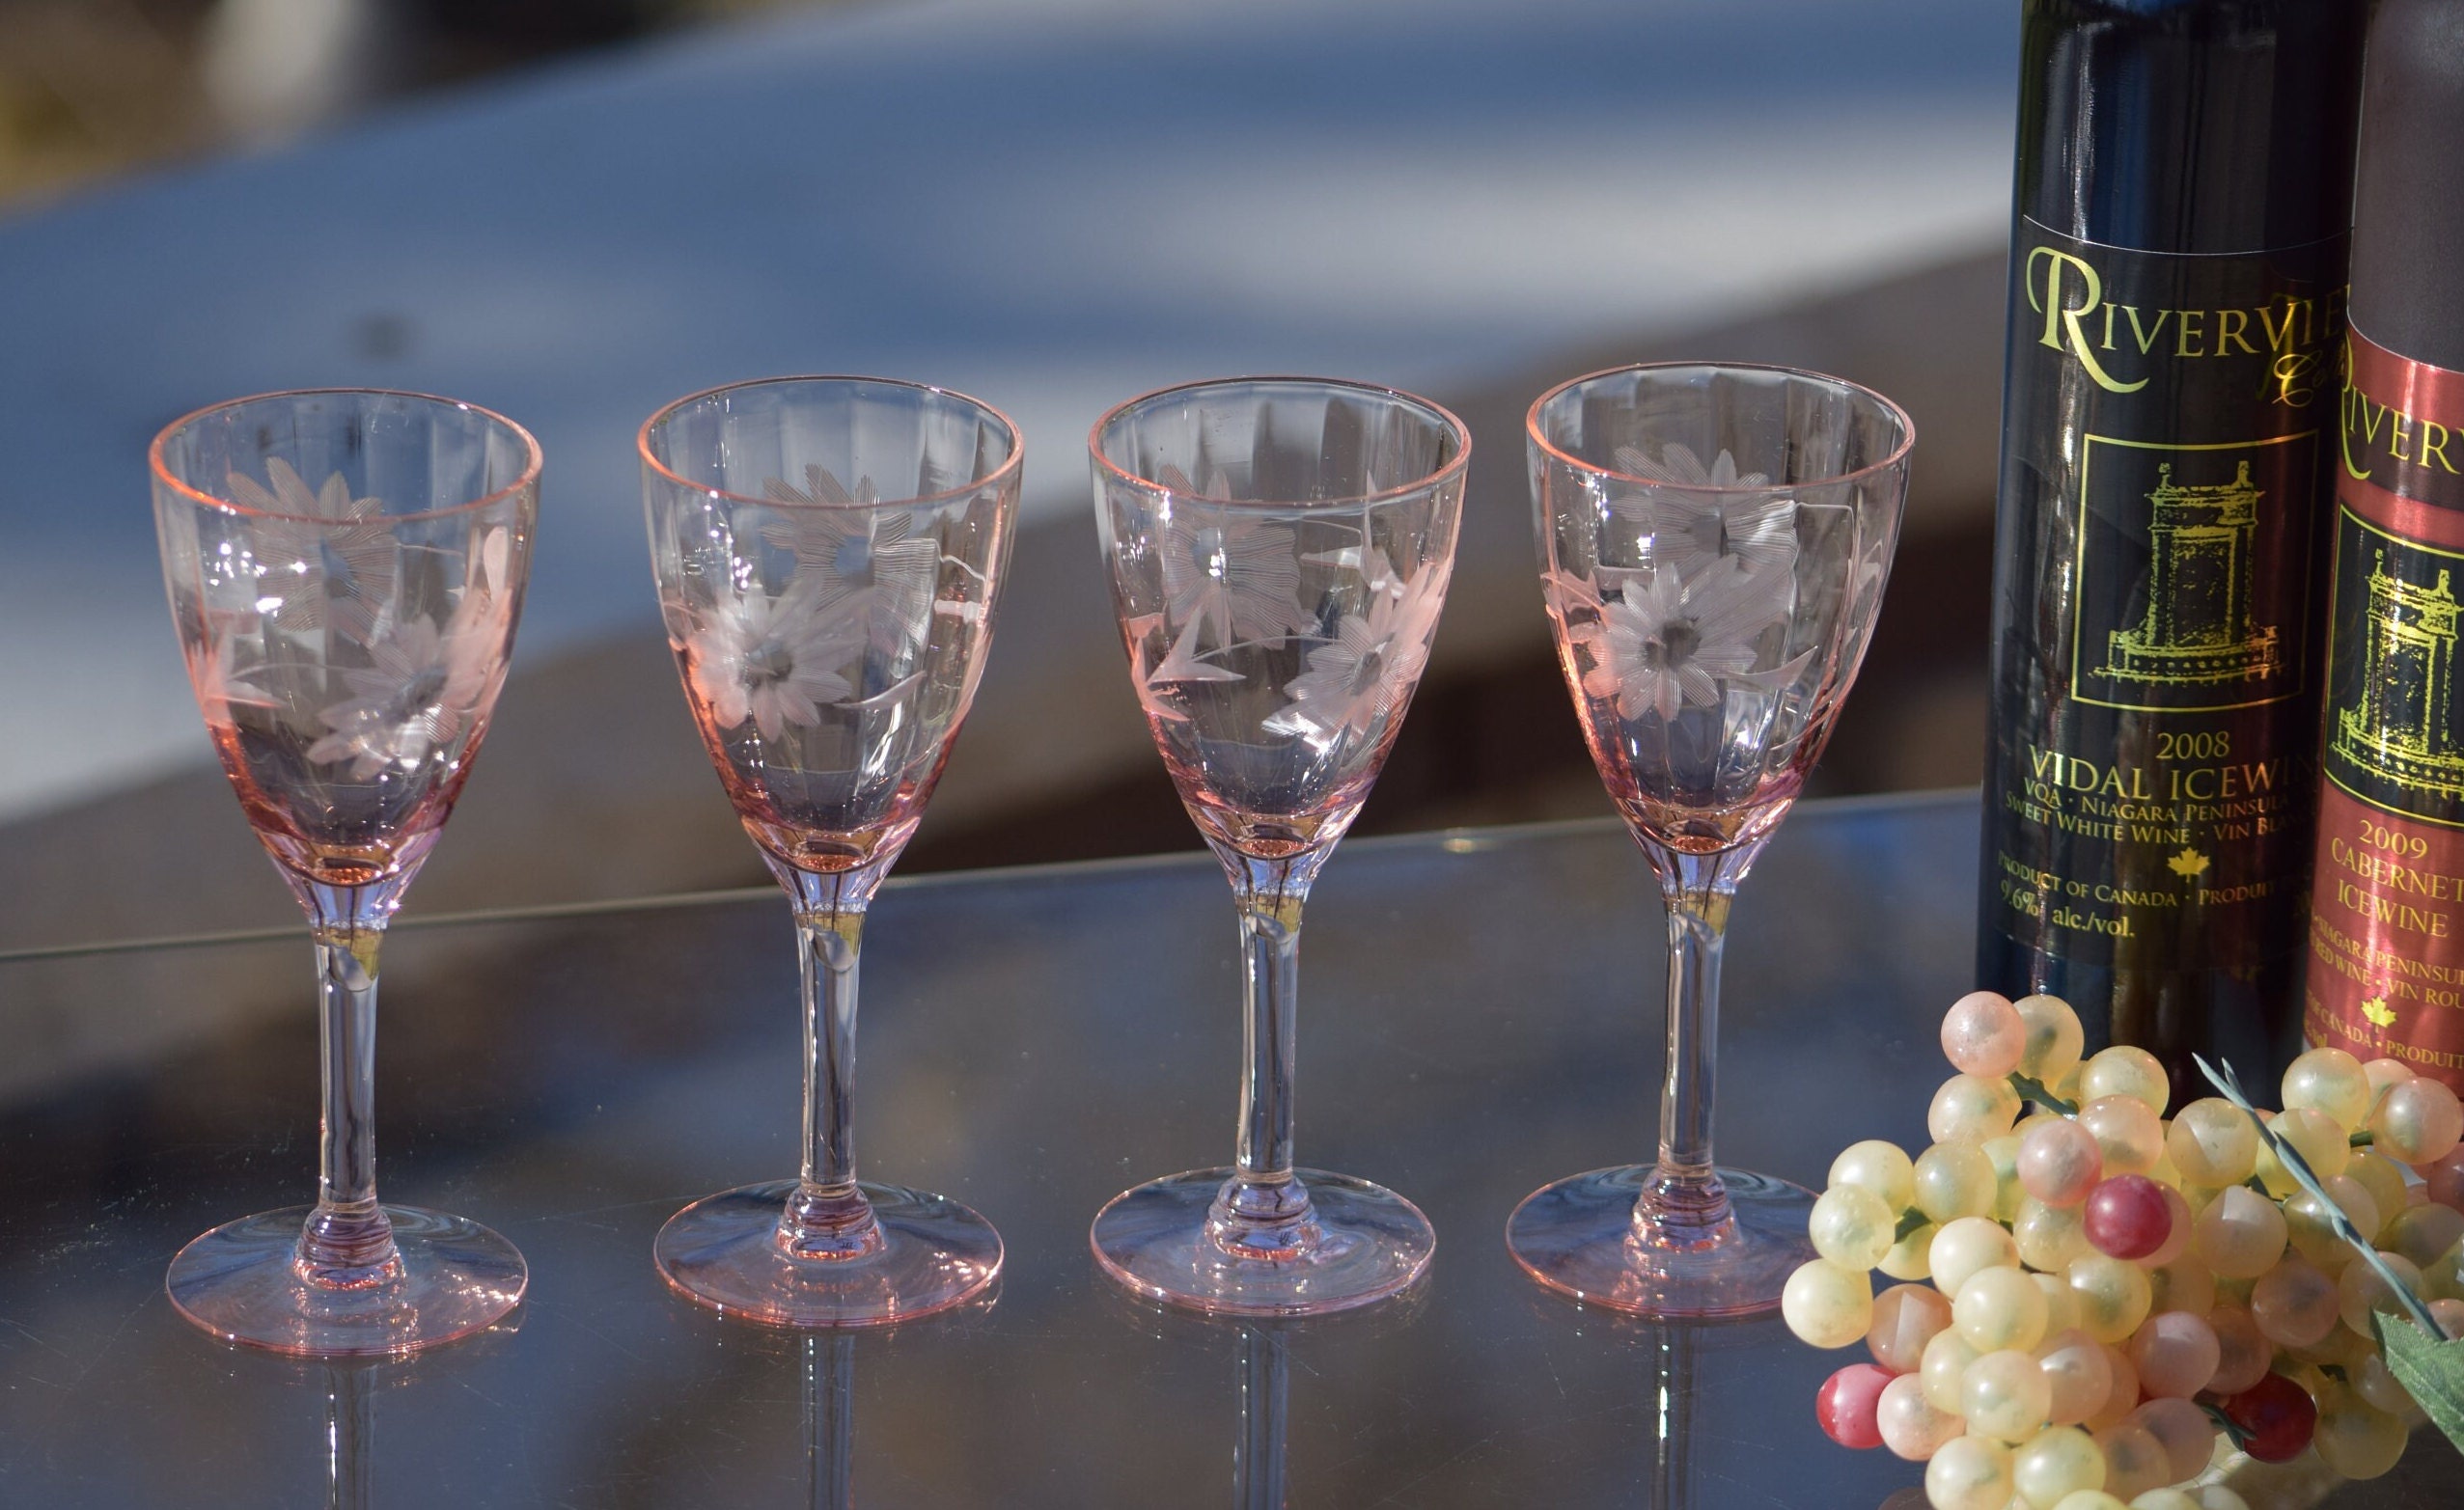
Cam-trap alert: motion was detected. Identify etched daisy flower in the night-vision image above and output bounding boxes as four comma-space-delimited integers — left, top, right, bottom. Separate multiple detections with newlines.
304, 612, 497, 781
682, 581, 869, 742
192, 629, 281, 728
1261, 551, 1446, 746
1602, 444, 1797, 578
1138, 617, 1247, 719
1569, 558, 1791, 723
758, 466, 939, 658
229, 459, 397, 636
1612, 442, 1766, 490
1155, 465, 1311, 644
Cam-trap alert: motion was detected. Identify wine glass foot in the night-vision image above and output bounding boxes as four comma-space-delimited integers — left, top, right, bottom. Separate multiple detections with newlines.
1090, 1167, 1433, 1317
166, 1204, 526, 1357
1506, 1165, 1814, 1318
654, 1179, 1000, 1328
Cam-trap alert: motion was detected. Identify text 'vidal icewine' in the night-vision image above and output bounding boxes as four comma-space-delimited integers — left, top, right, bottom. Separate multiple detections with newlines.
1979, 0, 2363, 1084
2305, 0, 2464, 1093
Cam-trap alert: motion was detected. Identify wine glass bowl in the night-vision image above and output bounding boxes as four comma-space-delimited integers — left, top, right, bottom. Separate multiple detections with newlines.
1510, 363, 1911, 1316
152, 389, 540, 1355
1089, 376, 1467, 1316
642, 376, 1019, 1326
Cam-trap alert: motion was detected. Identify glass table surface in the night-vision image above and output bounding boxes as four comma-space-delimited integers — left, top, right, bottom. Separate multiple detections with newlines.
0, 790, 2454, 1508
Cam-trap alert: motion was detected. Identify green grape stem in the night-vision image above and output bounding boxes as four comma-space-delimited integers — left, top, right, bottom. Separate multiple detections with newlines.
1893, 1207, 1929, 1244
2007, 1072, 2079, 1117
2194, 1054, 2443, 1338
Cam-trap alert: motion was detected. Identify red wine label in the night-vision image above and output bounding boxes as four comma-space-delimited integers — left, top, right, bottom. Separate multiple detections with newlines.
2306, 326, 2464, 1087
1985, 222, 2342, 970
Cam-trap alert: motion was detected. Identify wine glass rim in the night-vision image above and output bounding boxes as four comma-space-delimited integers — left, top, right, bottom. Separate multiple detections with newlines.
149, 387, 544, 523
1089, 374, 1473, 509
1524, 361, 1916, 493
638, 374, 1025, 509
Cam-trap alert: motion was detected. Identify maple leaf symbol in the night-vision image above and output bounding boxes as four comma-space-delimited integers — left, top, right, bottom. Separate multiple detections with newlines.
2363, 996, 2397, 1029
2166, 846, 2210, 882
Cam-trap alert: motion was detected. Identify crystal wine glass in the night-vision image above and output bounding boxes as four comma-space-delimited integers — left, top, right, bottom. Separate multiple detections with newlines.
152, 389, 540, 1355
1510, 362, 1912, 1316
642, 375, 1020, 1327
1089, 376, 1467, 1315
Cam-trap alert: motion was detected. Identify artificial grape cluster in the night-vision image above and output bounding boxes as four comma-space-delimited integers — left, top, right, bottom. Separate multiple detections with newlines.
1785, 990, 2464, 1510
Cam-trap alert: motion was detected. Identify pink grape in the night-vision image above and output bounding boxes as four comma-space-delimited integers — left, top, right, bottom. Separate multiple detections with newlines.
2422, 1146, 2464, 1213
2129, 1396, 2218, 1485
1868, 1282, 1952, 1375
2078, 1095, 2165, 1176
2083, 1174, 2173, 1261
2429, 1297, 2464, 1341
2142, 1187, 2195, 1268
1875, 1371, 1963, 1461
2036, 1329, 2114, 1425
2128, 1310, 2220, 1399
2019, 1118, 2104, 1208
2204, 1305, 2270, 1395
1942, 991, 2027, 1078
2250, 1257, 2339, 1348
2375, 1078, 2464, 1166
2090, 1419, 2170, 1501
2364, 1056, 2417, 1096
1816, 1362, 1892, 1449
2084, 1345, 2140, 1432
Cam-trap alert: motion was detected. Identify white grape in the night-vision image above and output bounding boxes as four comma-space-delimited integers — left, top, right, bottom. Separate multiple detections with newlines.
1811, 1183, 1896, 1271
1782, 1258, 1872, 1349
1926, 1435, 2015, 1510
1930, 1216, 2021, 1297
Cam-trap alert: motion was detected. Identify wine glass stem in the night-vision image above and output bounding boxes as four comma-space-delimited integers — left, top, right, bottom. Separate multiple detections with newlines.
1644, 844, 1757, 1240
784, 908, 884, 1259
1657, 888, 1729, 1182
1212, 849, 1329, 1250
300, 924, 400, 1279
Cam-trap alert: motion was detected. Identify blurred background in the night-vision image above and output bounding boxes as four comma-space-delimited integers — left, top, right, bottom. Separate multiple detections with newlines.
0, 0, 2010, 1084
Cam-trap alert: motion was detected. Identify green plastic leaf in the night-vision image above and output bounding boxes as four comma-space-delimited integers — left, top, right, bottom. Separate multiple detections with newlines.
1893, 1206, 1929, 1244
2374, 1313, 2464, 1458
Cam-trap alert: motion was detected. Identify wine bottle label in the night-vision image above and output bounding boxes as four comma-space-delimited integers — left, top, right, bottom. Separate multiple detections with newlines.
2306, 325, 2464, 1084
1986, 220, 2343, 970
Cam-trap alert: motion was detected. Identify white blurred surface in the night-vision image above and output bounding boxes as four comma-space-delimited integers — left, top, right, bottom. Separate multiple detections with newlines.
0, 0, 2012, 821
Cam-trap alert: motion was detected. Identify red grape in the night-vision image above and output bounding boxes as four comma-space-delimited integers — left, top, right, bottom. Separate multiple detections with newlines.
2219, 1372, 2318, 1465
2083, 1173, 2173, 1260
1817, 1362, 1894, 1449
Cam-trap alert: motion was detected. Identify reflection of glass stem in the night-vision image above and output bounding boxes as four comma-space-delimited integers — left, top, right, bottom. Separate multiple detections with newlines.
1234, 1326, 1288, 1510
324, 1362, 373, 1510
1637, 845, 1756, 1246
807, 1333, 854, 1510
1645, 1324, 1697, 1510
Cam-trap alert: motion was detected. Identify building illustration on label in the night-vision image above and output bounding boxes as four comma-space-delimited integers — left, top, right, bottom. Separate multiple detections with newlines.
2331, 551, 2464, 802
2096, 461, 2283, 686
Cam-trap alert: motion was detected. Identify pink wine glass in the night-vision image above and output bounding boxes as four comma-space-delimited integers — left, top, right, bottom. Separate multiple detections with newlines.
152, 389, 540, 1355
1512, 363, 1912, 1316
642, 376, 1019, 1327
1089, 376, 1467, 1315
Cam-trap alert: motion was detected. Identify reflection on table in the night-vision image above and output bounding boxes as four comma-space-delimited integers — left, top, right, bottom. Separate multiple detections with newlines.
0, 797, 2453, 1506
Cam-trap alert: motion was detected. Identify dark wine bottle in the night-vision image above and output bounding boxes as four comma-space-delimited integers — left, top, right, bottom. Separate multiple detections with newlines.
1978, 0, 2364, 1090
2304, 0, 2464, 1094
